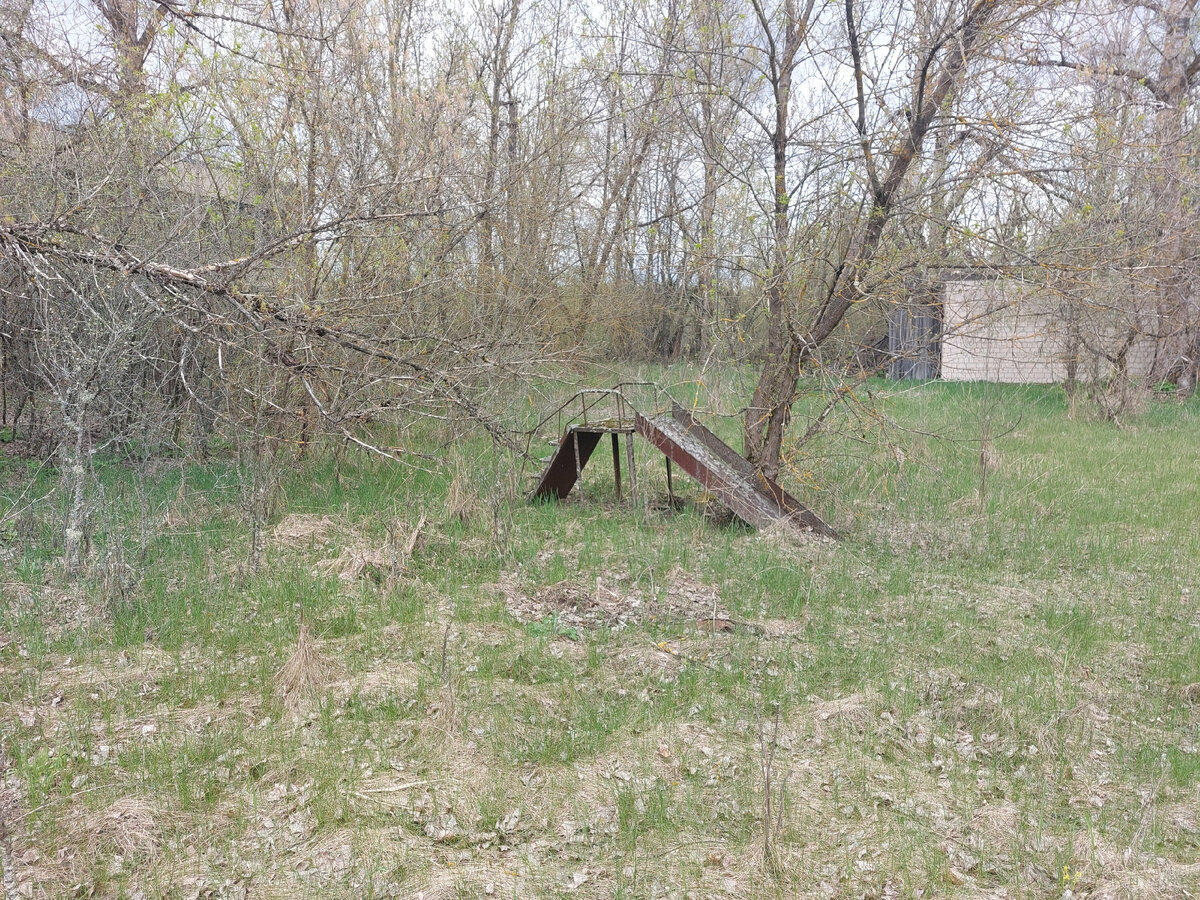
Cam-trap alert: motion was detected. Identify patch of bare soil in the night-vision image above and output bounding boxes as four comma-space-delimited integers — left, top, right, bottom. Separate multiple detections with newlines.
501, 568, 731, 631
754, 520, 835, 551
332, 660, 420, 703
501, 578, 645, 629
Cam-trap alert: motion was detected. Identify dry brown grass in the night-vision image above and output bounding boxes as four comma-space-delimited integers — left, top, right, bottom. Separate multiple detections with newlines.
70, 797, 161, 859
276, 623, 333, 716
271, 513, 338, 548
443, 454, 482, 526
312, 516, 423, 585
314, 545, 393, 583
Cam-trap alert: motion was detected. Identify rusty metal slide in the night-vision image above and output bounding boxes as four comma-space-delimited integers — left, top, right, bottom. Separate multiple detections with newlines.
529, 390, 836, 538
635, 407, 837, 538
658, 404, 837, 537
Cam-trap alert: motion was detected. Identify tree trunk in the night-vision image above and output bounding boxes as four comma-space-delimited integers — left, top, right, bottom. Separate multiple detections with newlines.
745, 0, 999, 477
742, 0, 810, 478
1148, 0, 1199, 385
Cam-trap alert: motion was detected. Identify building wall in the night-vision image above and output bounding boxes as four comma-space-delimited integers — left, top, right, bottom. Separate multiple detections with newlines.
940, 279, 1158, 384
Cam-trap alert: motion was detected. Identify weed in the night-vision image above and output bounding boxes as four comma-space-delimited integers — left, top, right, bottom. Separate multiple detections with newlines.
525, 614, 580, 641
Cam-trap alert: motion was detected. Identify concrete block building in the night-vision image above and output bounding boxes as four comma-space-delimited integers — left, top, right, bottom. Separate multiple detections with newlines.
888, 276, 1160, 384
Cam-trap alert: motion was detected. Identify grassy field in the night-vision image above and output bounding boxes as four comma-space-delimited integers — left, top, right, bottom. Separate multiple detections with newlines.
1, 375, 1199, 899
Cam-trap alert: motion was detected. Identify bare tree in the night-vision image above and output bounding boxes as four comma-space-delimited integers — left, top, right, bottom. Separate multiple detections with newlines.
1028, 0, 1200, 388
2, 0, 1196, 557
741, 0, 1017, 478
738, 0, 819, 475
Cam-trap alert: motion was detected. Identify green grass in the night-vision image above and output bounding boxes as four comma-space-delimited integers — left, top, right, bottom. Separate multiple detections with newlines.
2, 377, 1199, 897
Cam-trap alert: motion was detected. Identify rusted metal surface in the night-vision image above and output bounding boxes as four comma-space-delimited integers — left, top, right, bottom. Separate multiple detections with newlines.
634, 411, 783, 531
529, 390, 836, 538
611, 434, 622, 502
531, 424, 635, 501
532, 428, 603, 500
624, 427, 637, 500
667, 404, 837, 538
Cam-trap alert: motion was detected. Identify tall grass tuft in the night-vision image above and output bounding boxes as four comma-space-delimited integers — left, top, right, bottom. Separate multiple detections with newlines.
276, 622, 331, 717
